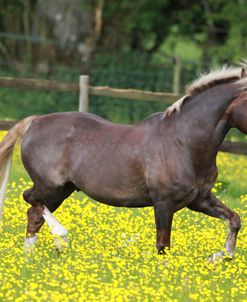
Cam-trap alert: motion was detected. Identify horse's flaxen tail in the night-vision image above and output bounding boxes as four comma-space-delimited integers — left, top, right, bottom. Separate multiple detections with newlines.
0, 116, 36, 218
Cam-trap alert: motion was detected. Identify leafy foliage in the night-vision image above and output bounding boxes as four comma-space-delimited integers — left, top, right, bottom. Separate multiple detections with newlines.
0, 0, 246, 142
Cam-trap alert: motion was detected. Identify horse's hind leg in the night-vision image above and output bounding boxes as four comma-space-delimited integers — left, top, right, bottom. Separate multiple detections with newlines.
25, 205, 45, 248
42, 205, 69, 249
188, 193, 241, 262
25, 204, 68, 250
23, 183, 75, 249
23, 186, 44, 248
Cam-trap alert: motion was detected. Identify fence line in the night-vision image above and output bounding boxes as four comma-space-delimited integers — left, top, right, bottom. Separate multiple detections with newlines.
90, 86, 179, 103
0, 76, 79, 92
0, 76, 246, 156
0, 76, 180, 104
0, 120, 17, 131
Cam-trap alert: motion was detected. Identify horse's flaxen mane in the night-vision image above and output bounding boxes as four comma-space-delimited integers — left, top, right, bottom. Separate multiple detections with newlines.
187, 66, 241, 96
164, 61, 247, 117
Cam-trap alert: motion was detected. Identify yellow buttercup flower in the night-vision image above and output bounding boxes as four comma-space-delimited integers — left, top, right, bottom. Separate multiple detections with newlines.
0, 131, 246, 301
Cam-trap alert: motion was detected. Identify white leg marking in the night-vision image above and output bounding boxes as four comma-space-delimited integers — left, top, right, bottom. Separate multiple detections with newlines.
24, 235, 38, 254
225, 232, 235, 257
42, 206, 69, 249
25, 235, 38, 247
207, 251, 224, 263
42, 206, 68, 237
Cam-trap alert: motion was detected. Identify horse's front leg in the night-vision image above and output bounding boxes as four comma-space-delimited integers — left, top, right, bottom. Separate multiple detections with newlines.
188, 193, 241, 262
154, 202, 174, 254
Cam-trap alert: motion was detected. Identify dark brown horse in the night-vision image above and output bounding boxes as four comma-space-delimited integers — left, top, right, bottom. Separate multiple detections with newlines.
0, 65, 246, 261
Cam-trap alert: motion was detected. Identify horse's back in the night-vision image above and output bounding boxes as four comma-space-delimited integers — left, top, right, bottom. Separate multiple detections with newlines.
21, 112, 134, 178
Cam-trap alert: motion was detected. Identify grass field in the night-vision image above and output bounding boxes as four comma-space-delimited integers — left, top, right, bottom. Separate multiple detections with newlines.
0, 131, 246, 302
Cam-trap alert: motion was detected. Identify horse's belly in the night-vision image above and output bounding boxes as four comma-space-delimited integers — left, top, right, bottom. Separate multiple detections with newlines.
70, 156, 150, 207
74, 177, 151, 208
86, 194, 153, 208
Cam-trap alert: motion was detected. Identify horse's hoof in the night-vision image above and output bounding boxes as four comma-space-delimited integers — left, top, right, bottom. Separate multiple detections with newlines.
207, 251, 225, 263
54, 235, 69, 250
24, 235, 37, 254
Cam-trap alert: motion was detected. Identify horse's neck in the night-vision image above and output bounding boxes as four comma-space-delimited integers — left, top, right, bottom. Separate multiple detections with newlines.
176, 84, 238, 140
225, 93, 247, 134
164, 84, 239, 167
212, 119, 231, 150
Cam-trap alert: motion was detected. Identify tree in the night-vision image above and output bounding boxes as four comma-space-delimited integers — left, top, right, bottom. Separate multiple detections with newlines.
0, 0, 104, 73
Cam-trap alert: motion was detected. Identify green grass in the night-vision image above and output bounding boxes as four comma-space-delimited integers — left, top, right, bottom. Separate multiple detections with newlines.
0, 138, 246, 301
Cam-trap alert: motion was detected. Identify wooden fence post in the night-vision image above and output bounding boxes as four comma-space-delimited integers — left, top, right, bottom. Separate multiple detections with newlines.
79, 75, 89, 112
172, 56, 182, 94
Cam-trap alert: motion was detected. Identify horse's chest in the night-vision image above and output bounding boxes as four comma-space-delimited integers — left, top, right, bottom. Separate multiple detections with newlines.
170, 167, 218, 211
193, 168, 218, 201
173, 177, 216, 212
199, 165, 218, 188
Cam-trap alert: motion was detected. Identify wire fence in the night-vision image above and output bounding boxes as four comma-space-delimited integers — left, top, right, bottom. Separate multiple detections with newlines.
0, 51, 176, 121
0, 55, 246, 143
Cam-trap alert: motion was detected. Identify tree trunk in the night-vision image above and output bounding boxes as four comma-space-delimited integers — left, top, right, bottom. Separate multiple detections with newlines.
36, 0, 104, 73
